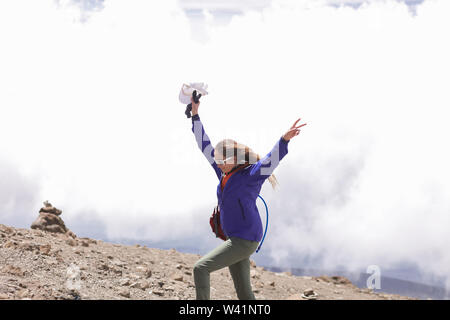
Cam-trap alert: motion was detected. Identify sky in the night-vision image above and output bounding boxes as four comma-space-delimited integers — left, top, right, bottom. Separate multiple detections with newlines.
1, 0, 449, 290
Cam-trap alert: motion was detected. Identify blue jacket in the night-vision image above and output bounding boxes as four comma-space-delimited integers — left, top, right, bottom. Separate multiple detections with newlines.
191, 114, 290, 242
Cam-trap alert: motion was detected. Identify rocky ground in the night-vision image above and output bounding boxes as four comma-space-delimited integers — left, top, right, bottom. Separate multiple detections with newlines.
0, 223, 416, 300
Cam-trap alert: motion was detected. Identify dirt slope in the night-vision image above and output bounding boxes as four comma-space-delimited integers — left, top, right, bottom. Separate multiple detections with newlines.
0, 223, 415, 300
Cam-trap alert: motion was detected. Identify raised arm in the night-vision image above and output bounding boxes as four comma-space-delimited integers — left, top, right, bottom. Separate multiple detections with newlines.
249, 117, 307, 181
190, 103, 222, 180
248, 136, 290, 181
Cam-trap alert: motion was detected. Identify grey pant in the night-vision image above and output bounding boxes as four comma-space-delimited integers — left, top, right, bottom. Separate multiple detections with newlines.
193, 236, 259, 300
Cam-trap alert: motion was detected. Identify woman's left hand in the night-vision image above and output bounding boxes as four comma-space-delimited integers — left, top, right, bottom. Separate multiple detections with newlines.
282, 118, 307, 141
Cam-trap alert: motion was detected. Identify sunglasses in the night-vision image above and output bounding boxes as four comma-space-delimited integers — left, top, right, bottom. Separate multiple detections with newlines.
214, 156, 234, 165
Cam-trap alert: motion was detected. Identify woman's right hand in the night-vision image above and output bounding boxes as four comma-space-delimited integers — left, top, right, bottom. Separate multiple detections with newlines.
191, 96, 200, 116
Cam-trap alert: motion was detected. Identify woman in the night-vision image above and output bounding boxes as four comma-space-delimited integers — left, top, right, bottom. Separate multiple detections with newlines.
190, 96, 306, 300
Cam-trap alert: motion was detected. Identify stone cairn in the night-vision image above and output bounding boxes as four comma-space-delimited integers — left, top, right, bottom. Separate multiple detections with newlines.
31, 200, 76, 238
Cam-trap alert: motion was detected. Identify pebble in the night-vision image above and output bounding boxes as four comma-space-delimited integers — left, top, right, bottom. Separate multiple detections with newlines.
129, 281, 140, 288
150, 290, 164, 296
136, 266, 152, 278
66, 239, 77, 246
171, 274, 184, 282
118, 289, 130, 298
139, 281, 151, 290
0, 293, 9, 300
39, 244, 51, 255
250, 270, 260, 279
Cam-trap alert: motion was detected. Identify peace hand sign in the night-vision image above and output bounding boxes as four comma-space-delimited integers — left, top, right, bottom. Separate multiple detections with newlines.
282, 118, 307, 141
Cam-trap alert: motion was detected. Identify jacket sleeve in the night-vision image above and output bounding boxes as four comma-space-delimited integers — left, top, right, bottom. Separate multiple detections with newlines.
191, 114, 222, 180
248, 136, 289, 181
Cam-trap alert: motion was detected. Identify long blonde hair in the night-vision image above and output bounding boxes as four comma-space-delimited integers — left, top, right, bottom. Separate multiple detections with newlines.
215, 139, 279, 190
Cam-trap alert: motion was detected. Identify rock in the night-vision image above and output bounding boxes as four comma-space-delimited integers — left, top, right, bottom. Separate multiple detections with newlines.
144, 268, 152, 278
266, 281, 275, 287
80, 240, 89, 247
315, 275, 352, 285
139, 281, 151, 290
136, 266, 152, 278
1, 226, 14, 234
98, 264, 109, 271
30, 201, 76, 237
250, 260, 256, 268
150, 290, 164, 296
18, 289, 29, 299
39, 207, 62, 216
303, 288, 315, 296
120, 278, 131, 286
0, 293, 9, 300
130, 282, 141, 289
250, 270, 260, 279
112, 268, 123, 276
330, 276, 352, 285
66, 230, 77, 239
31, 212, 65, 233
118, 289, 130, 298
66, 239, 78, 246
170, 274, 183, 282
19, 242, 38, 251
302, 288, 318, 300
175, 264, 183, 269
2, 265, 25, 276
39, 244, 51, 255
4, 240, 18, 248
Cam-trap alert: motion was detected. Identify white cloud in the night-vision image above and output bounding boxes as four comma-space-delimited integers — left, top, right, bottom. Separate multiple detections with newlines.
1, 0, 449, 288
